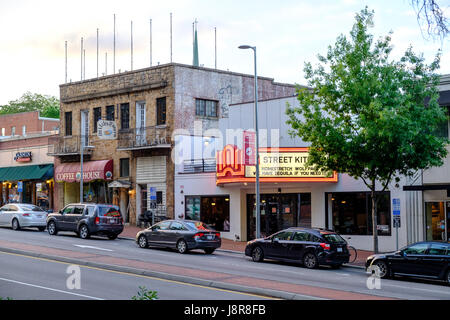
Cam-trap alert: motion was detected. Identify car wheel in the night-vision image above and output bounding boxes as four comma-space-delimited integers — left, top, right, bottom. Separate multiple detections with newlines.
79, 225, 90, 239
11, 219, 20, 231
138, 235, 148, 248
373, 260, 390, 279
176, 239, 188, 254
107, 234, 118, 240
37, 227, 46, 232
252, 246, 264, 262
47, 221, 57, 235
204, 248, 215, 254
445, 269, 450, 286
303, 252, 319, 269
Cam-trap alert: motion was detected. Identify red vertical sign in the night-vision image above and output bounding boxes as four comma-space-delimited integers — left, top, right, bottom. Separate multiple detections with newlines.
243, 130, 256, 165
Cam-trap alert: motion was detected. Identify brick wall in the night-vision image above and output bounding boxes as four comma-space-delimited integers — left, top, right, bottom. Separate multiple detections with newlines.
0, 111, 59, 136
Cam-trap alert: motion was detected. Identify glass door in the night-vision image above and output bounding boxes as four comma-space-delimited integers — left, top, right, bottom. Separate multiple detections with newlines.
425, 202, 448, 241
136, 102, 146, 146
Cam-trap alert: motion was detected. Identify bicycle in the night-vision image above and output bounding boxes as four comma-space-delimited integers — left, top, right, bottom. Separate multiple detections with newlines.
347, 245, 358, 264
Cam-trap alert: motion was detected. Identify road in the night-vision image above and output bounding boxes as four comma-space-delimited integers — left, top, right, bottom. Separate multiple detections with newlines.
0, 227, 448, 300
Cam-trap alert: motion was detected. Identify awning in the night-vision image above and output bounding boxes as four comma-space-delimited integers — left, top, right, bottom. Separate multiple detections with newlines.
403, 184, 450, 191
55, 160, 113, 183
0, 164, 53, 181
108, 180, 131, 188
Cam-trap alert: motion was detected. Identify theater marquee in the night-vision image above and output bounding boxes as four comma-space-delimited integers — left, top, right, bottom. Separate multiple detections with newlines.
216, 146, 338, 185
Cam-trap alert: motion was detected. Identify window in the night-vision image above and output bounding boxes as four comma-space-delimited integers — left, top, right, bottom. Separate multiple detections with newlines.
120, 158, 130, 177
185, 195, 230, 232
429, 243, 448, 256
1, 128, 4, 136
73, 206, 85, 215
153, 221, 171, 231
170, 222, 186, 231
62, 206, 73, 214
293, 232, 310, 241
156, 191, 163, 204
404, 243, 429, 255
11, 126, 15, 136
156, 97, 166, 125
22, 125, 26, 136
65, 112, 72, 136
106, 105, 115, 121
120, 103, 130, 130
330, 192, 391, 236
273, 231, 293, 241
93, 107, 102, 133
195, 99, 218, 117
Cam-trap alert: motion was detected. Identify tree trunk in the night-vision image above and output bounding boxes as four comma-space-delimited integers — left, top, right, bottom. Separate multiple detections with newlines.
371, 182, 379, 254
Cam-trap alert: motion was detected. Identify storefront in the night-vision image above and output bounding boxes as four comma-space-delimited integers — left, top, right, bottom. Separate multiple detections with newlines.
55, 159, 114, 206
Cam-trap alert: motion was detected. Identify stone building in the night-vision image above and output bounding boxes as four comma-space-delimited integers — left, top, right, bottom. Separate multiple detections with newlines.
50, 63, 297, 225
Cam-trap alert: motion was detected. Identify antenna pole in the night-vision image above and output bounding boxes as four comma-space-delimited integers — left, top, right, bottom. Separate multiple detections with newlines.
113, 14, 116, 74
65, 41, 68, 83
150, 19, 152, 67
170, 13, 173, 63
97, 28, 99, 78
131, 20, 133, 71
81, 37, 83, 81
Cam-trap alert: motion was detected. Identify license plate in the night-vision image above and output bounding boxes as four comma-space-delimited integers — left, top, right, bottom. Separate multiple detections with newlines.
110, 219, 117, 224
207, 235, 214, 240
337, 248, 343, 252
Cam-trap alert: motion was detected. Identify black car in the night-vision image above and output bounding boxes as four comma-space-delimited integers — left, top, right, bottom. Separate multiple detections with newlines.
366, 241, 450, 285
47, 203, 124, 240
245, 227, 350, 269
136, 220, 221, 254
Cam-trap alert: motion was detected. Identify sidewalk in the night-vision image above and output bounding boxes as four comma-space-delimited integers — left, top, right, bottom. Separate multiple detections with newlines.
120, 225, 371, 268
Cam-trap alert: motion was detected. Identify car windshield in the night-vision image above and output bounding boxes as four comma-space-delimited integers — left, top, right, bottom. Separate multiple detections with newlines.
321, 232, 346, 243
185, 221, 215, 231
19, 204, 45, 212
97, 206, 121, 217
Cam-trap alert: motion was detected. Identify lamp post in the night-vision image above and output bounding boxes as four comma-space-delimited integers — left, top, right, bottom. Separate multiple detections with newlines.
239, 45, 261, 239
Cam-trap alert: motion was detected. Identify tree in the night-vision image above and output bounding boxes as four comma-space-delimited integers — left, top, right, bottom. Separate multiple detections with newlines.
410, 0, 449, 40
286, 7, 448, 253
0, 92, 60, 119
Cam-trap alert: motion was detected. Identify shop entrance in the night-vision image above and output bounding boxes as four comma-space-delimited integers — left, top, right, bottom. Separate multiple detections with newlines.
246, 193, 311, 240
425, 202, 450, 241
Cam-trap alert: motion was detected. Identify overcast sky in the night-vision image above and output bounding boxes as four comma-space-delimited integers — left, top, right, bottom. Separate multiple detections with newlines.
0, 0, 448, 105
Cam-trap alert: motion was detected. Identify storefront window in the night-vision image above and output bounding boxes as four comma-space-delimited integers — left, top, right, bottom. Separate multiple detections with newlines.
185, 196, 230, 231
330, 192, 391, 236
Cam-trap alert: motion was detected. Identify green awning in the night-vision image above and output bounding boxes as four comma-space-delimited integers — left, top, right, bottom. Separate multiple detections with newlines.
0, 164, 53, 181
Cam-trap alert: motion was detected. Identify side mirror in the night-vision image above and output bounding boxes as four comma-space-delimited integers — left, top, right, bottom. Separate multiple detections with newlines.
395, 250, 404, 256
273, 238, 280, 243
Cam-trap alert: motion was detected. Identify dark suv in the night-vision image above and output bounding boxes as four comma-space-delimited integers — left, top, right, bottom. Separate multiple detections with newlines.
245, 227, 350, 269
47, 203, 124, 240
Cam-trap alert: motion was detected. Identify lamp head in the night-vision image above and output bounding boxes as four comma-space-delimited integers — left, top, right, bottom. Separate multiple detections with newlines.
238, 45, 254, 50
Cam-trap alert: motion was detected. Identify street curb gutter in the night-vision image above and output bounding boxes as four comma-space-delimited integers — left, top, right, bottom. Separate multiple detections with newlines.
0, 246, 325, 301
119, 236, 366, 270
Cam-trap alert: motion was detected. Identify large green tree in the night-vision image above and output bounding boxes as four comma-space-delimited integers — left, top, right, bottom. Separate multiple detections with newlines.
286, 8, 448, 253
0, 92, 60, 119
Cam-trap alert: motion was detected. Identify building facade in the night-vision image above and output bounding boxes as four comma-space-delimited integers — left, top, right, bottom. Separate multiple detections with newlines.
51, 63, 297, 225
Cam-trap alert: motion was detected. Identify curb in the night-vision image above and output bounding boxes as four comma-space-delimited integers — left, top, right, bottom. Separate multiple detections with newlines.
0, 246, 324, 301
118, 236, 366, 269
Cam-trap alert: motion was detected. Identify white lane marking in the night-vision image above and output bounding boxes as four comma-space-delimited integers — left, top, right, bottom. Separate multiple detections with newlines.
74, 245, 113, 252
0, 277, 104, 300
381, 283, 450, 295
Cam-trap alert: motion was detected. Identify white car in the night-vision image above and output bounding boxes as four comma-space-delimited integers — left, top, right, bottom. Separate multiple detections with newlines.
0, 203, 48, 231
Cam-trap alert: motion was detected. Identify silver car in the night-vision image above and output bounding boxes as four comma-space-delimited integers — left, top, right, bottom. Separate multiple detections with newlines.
0, 203, 48, 231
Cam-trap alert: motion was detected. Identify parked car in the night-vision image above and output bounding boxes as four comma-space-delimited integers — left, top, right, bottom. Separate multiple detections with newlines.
245, 227, 350, 269
46, 203, 124, 240
0, 203, 47, 231
136, 219, 221, 254
366, 241, 450, 285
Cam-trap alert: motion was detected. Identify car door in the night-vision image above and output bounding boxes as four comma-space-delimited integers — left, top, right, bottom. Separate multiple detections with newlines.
58, 205, 74, 230
7, 205, 19, 225
0, 205, 10, 225
68, 205, 86, 232
147, 221, 171, 246
420, 243, 449, 278
389, 243, 430, 276
286, 231, 310, 260
168, 221, 187, 247
265, 231, 294, 259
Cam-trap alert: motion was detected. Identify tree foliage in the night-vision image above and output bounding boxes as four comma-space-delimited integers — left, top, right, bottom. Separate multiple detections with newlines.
286, 7, 448, 252
0, 92, 60, 119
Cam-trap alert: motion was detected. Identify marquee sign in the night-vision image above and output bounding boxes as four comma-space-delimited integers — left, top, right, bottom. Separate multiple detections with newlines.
216, 146, 338, 185
14, 152, 32, 162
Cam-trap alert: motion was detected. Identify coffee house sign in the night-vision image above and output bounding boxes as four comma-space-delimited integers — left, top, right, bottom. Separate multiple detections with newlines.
14, 152, 32, 162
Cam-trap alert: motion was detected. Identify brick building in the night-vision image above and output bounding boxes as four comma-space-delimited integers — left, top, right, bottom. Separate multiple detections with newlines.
50, 63, 297, 225
0, 111, 59, 137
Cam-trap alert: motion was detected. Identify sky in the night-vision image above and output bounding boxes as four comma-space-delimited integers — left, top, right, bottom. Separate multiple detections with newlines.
0, 0, 449, 105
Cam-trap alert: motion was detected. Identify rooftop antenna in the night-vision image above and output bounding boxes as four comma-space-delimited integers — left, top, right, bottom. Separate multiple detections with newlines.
131, 20, 133, 71
214, 27, 217, 69
150, 18, 152, 67
170, 13, 173, 63
83, 49, 86, 80
105, 52, 108, 75
96, 28, 99, 78
65, 41, 68, 83
193, 19, 199, 67
80, 37, 83, 81
113, 14, 116, 74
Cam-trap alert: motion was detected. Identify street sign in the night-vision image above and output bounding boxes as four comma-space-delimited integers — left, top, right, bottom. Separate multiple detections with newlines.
243, 130, 256, 165
392, 198, 400, 216
149, 187, 157, 201
393, 216, 401, 228
17, 181, 23, 193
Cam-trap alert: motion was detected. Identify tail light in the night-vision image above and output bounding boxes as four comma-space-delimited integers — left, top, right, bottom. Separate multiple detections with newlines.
23, 213, 30, 217
320, 243, 331, 250
215, 233, 221, 238
194, 233, 204, 240
95, 217, 100, 225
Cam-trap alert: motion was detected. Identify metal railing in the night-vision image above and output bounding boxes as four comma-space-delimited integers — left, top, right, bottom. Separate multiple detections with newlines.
117, 126, 170, 150
182, 158, 216, 173
47, 135, 94, 156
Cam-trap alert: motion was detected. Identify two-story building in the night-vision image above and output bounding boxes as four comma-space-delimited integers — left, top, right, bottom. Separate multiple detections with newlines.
50, 63, 297, 225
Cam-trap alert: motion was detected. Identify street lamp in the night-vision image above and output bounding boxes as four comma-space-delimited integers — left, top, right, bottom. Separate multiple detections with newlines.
239, 44, 261, 239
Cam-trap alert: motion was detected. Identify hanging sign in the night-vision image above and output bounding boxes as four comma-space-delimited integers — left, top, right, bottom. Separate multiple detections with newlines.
97, 120, 117, 140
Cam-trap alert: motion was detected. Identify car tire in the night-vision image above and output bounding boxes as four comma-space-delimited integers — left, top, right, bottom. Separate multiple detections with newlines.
251, 246, 264, 262
204, 248, 215, 254
176, 239, 188, 254
47, 221, 58, 235
373, 260, 390, 279
303, 252, 319, 269
79, 224, 90, 239
445, 269, 450, 286
11, 218, 20, 231
138, 235, 148, 248
107, 234, 118, 240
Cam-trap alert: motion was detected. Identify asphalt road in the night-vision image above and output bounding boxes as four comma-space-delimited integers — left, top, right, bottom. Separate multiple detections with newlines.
0, 227, 449, 300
